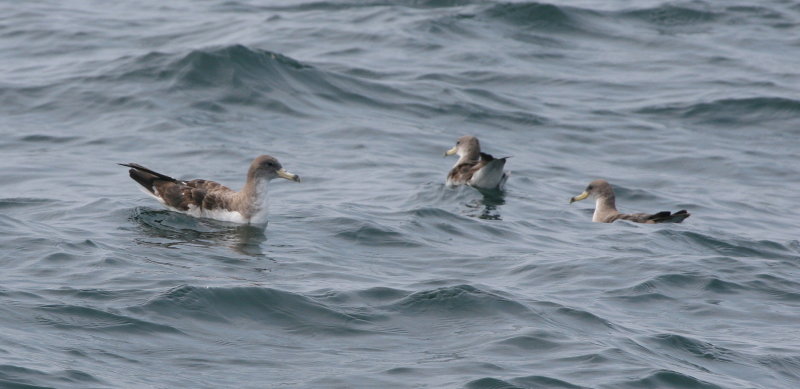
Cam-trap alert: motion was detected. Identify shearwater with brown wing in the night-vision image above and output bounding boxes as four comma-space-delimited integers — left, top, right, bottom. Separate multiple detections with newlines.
570, 179, 689, 224
120, 155, 299, 225
444, 135, 509, 190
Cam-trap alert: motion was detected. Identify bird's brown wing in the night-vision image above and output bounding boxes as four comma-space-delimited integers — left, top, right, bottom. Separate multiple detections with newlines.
448, 160, 479, 184
122, 163, 238, 212
153, 179, 235, 211
613, 210, 690, 224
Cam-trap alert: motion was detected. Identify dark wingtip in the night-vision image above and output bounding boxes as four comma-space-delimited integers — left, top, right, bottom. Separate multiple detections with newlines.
674, 210, 691, 220
650, 211, 671, 219
117, 162, 178, 183
118, 162, 144, 170
663, 210, 691, 223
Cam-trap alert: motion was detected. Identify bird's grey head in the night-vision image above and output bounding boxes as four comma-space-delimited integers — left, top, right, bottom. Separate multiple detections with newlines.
570, 179, 614, 203
249, 155, 300, 182
444, 135, 481, 158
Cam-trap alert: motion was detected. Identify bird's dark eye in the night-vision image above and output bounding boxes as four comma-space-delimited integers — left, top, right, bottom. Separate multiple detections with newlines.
587, 185, 593, 191
456, 141, 461, 145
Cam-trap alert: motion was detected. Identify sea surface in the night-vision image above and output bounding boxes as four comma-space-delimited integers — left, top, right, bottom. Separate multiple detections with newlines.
1, 0, 799, 388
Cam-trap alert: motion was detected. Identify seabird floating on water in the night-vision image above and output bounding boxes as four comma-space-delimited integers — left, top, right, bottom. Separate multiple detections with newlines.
570, 179, 689, 223
120, 155, 299, 225
444, 135, 509, 190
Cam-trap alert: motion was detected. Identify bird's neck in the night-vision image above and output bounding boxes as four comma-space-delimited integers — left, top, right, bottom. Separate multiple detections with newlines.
592, 196, 619, 223
456, 150, 480, 165
239, 177, 270, 223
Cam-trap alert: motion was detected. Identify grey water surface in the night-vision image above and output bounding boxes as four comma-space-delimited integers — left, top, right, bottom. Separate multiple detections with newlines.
2, 0, 800, 388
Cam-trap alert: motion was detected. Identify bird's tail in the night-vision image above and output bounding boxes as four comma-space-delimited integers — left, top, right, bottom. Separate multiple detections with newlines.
648, 210, 690, 223
118, 163, 178, 194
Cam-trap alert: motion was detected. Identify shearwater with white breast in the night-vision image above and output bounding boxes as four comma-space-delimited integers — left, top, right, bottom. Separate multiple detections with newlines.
120, 155, 299, 225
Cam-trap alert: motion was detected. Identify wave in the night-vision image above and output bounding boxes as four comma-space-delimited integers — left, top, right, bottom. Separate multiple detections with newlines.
233, 0, 478, 13
168, 44, 309, 87
490, 332, 563, 352
156, 44, 545, 124
329, 216, 424, 247
647, 333, 736, 362
388, 284, 531, 317
6, 40, 552, 126
619, 5, 718, 26
34, 304, 183, 335
312, 284, 537, 322
17, 134, 81, 144
8, 43, 418, 119
134, 285, 374, 335
109, 44, 450, 118
607, 251, 800, 305
0, 197, 54, 211
636, 97, 800, 127
0, 364, 103, 389
630, 273, 739, 293
466, 375, 586, 389
553, 306, 616, 330
659, 230, 800, 260
163, 45, 325, 114
316, 286, 410, 306
482, 2, 579, 32
606, 271, 755, 307
616, 369, 724, 389
431, 2, 723, 38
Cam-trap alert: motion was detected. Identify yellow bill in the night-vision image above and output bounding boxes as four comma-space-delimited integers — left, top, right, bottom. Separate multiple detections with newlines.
277, 168, 300, 182
570, 191, 589, 204
444, 146, 458, 157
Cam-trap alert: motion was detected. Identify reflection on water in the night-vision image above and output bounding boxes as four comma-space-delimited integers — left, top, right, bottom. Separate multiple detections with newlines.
130, 207, 267, 257
466, 188, 506, 220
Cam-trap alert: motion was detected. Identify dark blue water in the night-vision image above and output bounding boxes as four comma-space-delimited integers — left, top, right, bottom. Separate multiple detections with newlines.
2, 1, 800, 388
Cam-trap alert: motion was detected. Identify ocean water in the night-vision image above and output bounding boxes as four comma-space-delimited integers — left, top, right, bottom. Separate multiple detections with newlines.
1, 0, 800, 388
